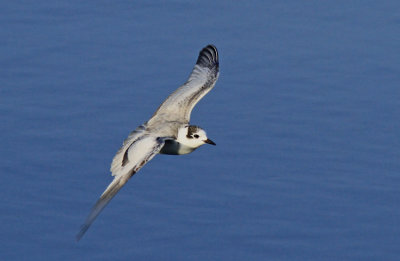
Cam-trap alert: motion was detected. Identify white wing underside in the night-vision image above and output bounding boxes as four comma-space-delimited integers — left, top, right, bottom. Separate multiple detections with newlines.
76, 131, 165, 240
110, 124, 146, 176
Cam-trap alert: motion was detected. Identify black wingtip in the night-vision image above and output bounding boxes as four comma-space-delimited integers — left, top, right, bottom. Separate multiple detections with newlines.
196, 44, 219, 70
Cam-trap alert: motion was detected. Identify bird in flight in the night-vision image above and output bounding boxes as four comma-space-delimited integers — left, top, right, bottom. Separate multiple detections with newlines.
76, 45, 219, 240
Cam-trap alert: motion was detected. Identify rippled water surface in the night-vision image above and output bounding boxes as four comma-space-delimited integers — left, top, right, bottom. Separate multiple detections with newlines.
1, 1, 399, 260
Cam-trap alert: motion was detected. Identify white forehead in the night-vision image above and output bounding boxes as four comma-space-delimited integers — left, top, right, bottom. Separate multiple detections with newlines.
194, 128, 207, 136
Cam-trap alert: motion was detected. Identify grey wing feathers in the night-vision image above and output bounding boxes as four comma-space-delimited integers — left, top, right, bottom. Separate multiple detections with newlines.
110, 124, 146, 176
148, 45, 219, 124
76, 135, 164, 241
76, 173, 133, 241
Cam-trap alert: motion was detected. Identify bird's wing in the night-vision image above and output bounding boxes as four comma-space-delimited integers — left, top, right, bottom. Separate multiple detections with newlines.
76, 133, 165, 241
110, 124, 146, 176
148, 45, 219, 125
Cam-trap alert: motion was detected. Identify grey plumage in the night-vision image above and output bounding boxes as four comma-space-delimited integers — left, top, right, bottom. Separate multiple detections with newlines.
148, 45, 219, 124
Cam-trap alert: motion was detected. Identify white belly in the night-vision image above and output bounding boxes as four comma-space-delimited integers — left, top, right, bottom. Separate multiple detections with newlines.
160, 140, 196, 155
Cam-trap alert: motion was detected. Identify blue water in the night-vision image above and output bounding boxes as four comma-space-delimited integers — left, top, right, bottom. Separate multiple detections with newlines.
1, 1, 399, 260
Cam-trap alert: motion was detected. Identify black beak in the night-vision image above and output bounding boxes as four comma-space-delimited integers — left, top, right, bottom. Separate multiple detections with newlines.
204, 139, 216, 145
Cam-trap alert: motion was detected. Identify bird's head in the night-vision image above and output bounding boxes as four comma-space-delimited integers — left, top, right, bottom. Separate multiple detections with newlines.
177, 125, 216, 149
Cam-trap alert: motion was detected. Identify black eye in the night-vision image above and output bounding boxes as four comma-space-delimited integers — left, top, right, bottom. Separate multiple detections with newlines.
194, 134, 199, 138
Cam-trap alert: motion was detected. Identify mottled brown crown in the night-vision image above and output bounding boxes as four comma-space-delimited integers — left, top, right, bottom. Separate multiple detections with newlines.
186, 125, 200, 138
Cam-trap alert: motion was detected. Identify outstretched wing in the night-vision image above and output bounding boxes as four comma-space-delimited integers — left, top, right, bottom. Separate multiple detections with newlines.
76, 134, 164, 241
148, 45, 219, 125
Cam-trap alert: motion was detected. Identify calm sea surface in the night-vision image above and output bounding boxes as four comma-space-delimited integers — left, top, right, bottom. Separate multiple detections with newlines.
1, 1, 399, 260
